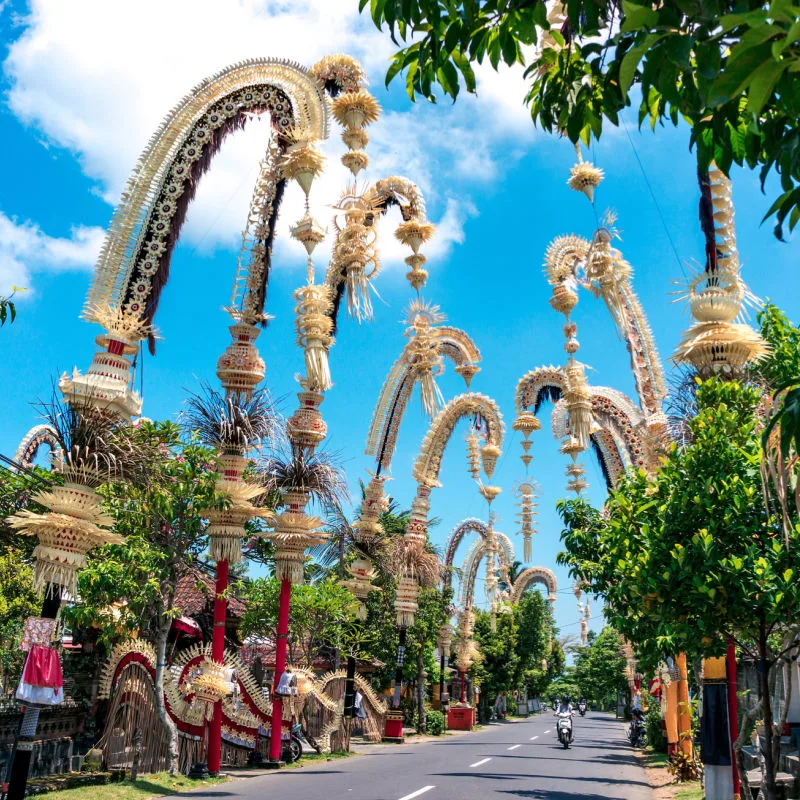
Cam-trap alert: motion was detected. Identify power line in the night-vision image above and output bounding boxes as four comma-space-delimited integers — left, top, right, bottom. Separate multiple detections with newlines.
620, 115, 687, 278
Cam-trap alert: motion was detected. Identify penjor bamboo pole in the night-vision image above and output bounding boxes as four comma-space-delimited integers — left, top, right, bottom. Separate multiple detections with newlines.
676, 652, 693, 758
6, 588, 62, 800
207, 558, 228, 775
268, 578, 291, 764
727, 640, 741, 799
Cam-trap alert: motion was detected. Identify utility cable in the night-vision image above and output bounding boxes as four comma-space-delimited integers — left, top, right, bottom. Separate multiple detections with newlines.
620, 115, 687, 278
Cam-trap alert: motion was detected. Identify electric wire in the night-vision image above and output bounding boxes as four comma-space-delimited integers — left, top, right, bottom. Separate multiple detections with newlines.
620, 115, 687, 278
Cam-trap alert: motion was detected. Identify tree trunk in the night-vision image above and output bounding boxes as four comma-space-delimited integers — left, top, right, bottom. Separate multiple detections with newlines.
154, 616, 179, 774
416, 650, 426, 734
758, 622, 778, 800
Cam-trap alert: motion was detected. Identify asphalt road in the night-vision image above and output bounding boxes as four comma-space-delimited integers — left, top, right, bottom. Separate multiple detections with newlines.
189, 712, 651, 800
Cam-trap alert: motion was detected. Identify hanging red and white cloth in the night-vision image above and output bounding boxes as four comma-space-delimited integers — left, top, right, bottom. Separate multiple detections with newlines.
16, 644, 63, 706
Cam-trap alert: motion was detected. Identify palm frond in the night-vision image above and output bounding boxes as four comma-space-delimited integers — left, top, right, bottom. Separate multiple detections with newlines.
35, 388, 123, 486
257, 442, 349, 512
182, 383, 279, 450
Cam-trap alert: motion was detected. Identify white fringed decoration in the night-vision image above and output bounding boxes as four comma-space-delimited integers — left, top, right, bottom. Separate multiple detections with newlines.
294, 283, 334, 392
395, 576, 419, 627
8, 483, 122, 596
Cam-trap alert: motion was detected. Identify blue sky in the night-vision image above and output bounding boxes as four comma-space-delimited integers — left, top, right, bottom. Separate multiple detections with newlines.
1, 0, 798, 642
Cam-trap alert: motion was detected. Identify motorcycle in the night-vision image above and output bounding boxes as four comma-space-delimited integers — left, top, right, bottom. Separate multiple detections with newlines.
578, 702, 587, 717
264, 722, 321, 764
556, 711, 574, 749
628, 718, 646, 748
551, 700, 558, 712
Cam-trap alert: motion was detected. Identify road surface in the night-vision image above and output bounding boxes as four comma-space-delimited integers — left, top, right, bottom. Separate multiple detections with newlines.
189, 711, 651, 800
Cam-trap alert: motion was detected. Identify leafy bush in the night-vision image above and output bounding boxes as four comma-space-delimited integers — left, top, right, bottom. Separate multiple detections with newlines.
426, 709, 445, 736
645, 695, 667, 752
668, 751, 702, 783
507, 698, 518, 716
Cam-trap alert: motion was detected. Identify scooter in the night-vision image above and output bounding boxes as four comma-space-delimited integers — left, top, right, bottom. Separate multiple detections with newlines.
556, 711, 574, 749
551, 700, 558, 712
578, 701, 587, 717
628, 718, 646, 748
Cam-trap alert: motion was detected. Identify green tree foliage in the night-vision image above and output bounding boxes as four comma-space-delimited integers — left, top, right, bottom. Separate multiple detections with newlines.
241, 577, 367, 666
757, 303, 800, 461
558, 378, 800, 799
362, 0, 800, 237
573, 627, 628, 710
64, 421, 223, 774
0, 288, 24, 326
0, 547, 39, 691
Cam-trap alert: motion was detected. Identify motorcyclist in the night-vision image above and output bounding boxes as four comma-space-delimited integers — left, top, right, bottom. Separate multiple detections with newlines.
554, 695, 575, 745
556, 695, 574, 714
578, 696, 587, 715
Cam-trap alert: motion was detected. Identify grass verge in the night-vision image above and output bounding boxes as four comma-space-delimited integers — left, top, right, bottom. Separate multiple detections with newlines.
675, 784, 704, 799
36, 772, 227, 800
283, 751, 352, 770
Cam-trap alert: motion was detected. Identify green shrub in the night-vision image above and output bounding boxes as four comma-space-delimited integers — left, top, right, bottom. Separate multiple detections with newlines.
426, 709, 445, 736
507, 698, 518, 716
645, 694, 667, 752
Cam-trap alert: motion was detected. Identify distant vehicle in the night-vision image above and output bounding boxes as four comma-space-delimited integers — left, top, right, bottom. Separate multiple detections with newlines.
578, 701, 587, 716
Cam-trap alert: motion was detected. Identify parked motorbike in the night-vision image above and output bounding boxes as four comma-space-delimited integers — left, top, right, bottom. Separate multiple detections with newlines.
578, 702, 587, 717
265, 722, 320, 764
628, 718, 646, 748
556, 711, 574, 749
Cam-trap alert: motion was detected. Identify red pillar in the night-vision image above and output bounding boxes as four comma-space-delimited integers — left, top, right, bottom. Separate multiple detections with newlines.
207, 558, 228, 775
269, 578, 291, 764
727, 639, 741, 800
459, 670, 467, 703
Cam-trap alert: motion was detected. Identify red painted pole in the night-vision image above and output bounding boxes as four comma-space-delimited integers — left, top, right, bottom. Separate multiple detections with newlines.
459, 670, 466, 703
269, 578, 291, 763
727, 639, 741, 800
207, 558, 228, 775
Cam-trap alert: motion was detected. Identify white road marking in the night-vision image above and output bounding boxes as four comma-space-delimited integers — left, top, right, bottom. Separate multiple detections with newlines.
470, 757, 492, 768
398, 787, 435, 800
507, 744, 521, 751
529, 735, 539, 741
544, 729, 551, 734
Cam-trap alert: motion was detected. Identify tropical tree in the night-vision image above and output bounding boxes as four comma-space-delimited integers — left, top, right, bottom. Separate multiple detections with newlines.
0, 547, 39, 692
241, 577, 367, 666
471, 607, 521, 718
0, 288, 24, 327
573, 627, 628, 710
64, 421, 223, 774
362, 0, 800, 237
558, 378, 800, 799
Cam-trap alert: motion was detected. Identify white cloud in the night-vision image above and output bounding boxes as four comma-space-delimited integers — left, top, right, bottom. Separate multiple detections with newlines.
3, 0, 543, 288
0, 212, 104, 295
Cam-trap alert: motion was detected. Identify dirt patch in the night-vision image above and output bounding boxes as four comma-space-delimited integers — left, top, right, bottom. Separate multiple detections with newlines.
636, 749, 702, 799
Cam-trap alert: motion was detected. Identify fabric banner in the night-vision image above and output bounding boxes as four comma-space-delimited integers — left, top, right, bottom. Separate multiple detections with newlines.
701, 682, 731, 766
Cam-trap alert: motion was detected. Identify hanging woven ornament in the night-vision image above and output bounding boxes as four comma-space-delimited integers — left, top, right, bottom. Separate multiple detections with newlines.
480, 443, 502, 479
332, 89, 381, 131
269, 489, 328, 584
404, 301, 445, 417
331, 190, 381, 322
286, 385, 327, 452
466, 431, 481, 479
565, 461, 589, 494
280, 140, 326, 197
294, 282, 335, 392
341, 556, 379, 620
395, 575, 420, 627
568, 159, 604, 203
397, 220, 435, 291
478, 483, 502, 505
563, 358, 593, 450
516, 480, 538, 563
352, 473, 387, 544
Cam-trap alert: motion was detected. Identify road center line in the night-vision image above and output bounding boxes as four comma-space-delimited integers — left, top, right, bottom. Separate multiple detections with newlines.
470, 757, 492, 768
544, 729, 551, 734
529, 735, 539, 741
398, 786, 435, 800
507, 744, 521, 750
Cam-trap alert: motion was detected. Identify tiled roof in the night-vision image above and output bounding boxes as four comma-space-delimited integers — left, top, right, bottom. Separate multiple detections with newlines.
173, 568, 246, 619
